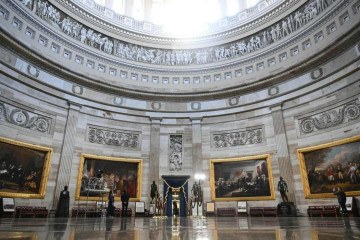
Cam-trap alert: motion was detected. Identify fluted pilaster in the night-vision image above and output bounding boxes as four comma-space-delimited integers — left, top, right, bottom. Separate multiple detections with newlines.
52, 102, 81, 209
270, 104, 295, 203
149, 117, 161, 192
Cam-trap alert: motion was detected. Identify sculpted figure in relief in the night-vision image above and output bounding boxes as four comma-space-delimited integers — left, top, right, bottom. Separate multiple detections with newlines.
30, 0, 332, 66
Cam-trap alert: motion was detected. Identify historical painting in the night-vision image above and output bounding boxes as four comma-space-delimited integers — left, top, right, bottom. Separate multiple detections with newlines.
297, 135, 360, 199
0, 137, 52, 198
210, 154, 275, 201
76, 154, 142, 201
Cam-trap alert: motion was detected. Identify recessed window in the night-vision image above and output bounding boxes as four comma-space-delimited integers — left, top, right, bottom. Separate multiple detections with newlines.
120, 71, 128, 78
75, 55, 83, 64
109, 68, 117, 76
162, 77, 169, 84
131, 73, 138, 80
152, 76, 159, 83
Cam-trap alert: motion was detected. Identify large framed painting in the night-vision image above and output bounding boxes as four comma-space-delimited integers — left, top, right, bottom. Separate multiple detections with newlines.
210, 154, 275, 201
0, 137, 52, 198
76, 154, 142, 201
297, 135, 360, 199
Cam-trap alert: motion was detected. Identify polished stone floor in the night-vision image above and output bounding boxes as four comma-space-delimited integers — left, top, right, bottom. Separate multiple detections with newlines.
0, 216, 359, 240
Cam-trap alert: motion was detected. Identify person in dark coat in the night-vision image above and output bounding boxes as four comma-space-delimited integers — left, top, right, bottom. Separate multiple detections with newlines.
55, 186, 70, 218
107, 190, 115, 218
333, 186, 348, 214
121, 190, 130, 217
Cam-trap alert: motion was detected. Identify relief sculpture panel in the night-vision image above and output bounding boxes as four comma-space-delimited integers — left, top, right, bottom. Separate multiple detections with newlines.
211, 127, 263, 148
298, 100, 360, 135
17, 0, 336, 66
87, 125, 140, 149
169, 135, 183, 171
0, 101, 52, 134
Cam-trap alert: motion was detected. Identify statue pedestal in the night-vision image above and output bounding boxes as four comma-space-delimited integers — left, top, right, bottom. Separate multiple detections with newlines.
149, 204, 155, 216
277, 202, 297, 217
192, 204, 203, 217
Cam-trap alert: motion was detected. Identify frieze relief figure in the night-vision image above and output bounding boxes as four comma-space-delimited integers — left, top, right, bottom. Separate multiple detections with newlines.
22, 0, 333, 66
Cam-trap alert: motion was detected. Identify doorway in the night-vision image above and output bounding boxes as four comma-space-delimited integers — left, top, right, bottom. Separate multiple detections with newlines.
162, 175, 190, 217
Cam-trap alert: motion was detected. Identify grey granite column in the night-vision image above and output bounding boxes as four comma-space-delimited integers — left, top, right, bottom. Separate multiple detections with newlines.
52, 102, 81, 209
270, 104, 295, 203
149, 118, 161, 195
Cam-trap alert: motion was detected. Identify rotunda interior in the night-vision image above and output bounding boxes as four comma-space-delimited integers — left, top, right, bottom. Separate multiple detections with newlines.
0, 0, 360, 238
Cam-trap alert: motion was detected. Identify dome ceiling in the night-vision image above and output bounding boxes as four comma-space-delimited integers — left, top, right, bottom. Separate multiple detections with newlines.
1, 0, 358, 101
85, 0, 278, 38
64, 0, 292, 42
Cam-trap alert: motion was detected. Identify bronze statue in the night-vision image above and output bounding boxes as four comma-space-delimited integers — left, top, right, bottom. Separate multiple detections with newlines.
277, 177, 289, 202
150, 181, 158, 204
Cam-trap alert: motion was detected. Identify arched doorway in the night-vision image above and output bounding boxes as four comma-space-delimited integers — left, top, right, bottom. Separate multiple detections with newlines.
162, 175, 190, 217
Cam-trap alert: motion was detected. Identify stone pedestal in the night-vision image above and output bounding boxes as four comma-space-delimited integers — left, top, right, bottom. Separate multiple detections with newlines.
277, 202, 297, 217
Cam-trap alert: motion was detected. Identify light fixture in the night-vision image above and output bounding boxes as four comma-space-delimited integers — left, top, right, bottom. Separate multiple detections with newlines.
194, 173, 205, 181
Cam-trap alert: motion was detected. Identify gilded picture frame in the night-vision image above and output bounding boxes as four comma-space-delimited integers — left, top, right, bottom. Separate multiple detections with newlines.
0, 136, 52, 199
76, 154, 142, 201
210, 154, 275, 201
297, 135, 360, 199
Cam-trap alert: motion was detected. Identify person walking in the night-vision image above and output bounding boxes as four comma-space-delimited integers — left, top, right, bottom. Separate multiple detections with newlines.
333, 186, 348, 215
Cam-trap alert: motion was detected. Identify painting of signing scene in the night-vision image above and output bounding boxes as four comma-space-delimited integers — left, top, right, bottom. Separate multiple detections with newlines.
76, 154, 142, 201
297, 135, 360, 198
210, 154, 275, 201
0, 137, 52, 198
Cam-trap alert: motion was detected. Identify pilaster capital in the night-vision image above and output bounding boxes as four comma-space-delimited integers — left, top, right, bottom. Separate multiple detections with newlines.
269, 103, 283, 112
68, 101, 82, 111
150, 117, 162, 125
190, 117, 203, 125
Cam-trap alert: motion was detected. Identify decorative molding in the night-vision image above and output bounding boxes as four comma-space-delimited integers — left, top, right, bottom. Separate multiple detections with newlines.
26, 64, 39, 77
211, 127, 264, 148
191, 102, 201, 111
0, 101, 52, 134
87, 125, 140, 149
310, 67, 324, 79
112, 96, 123, 106
268, 86, 280, 96
169, 134, 183, 171
229, 97, 240, 106
72, 85, 83, 95
18, 0, 337, 67
298, 100, 360, 134
151, 102, 161, 110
